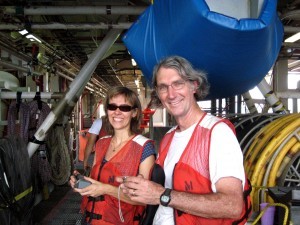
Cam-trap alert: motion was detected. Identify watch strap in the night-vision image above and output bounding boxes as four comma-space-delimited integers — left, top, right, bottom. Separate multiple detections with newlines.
160, 188, 172, 206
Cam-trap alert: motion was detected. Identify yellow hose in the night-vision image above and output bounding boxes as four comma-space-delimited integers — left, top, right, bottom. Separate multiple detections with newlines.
244, 117, 281, 172
245, 114, 298, 176
246, 114, 298, 176
250, 118, 299, 182
250, 117, 300, 210
268, 140, 299, 187
276, 144, 300, 182
245, 114, 300, 210
264, 140, 299, 203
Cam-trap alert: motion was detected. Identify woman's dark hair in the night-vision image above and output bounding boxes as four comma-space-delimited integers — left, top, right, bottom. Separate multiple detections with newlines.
150, 55, 210, 107
103, 86, 142, 135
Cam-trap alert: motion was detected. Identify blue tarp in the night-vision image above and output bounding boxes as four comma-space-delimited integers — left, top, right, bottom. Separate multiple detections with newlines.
122, 0, 283, 99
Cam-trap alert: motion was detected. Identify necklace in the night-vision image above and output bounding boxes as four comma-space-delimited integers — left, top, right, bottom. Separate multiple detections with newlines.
111, 136, 132, 152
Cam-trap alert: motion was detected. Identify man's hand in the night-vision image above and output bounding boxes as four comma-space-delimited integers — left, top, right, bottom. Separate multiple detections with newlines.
116, 176, 165, 205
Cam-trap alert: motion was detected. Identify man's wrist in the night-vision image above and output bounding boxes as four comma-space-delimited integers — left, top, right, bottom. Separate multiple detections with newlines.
160, 188, 172, 207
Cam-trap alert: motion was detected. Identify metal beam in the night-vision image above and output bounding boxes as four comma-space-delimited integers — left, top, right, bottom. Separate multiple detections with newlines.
0, 59, 42, 76
276, 90, 300, 99
0, 59, 104, 95
284, 26, 300, 33
281, 10, 300, 21
0, 91, 63, 99
3, 6, 147, 16
27, 28, 122, 157
0, 23, 133, 30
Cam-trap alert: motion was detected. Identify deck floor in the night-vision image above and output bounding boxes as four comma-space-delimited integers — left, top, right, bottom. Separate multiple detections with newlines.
32, 157, 86, 225
33, 185, 83, 225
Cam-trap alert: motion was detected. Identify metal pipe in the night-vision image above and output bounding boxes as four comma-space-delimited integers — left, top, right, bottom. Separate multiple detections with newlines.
90, 77, 107, 90
0, 71, 19, 90
0, 23, 132, 30
0, 40, 32, 62
281, 10, 300, 20
284, 26, 300, 33
0, 58, 104, 95
33, 22, 132, 30
257, 78, 289, 114
3, 6, 146, 16
0, 91, 63, 99
242, 92, 258, 114
276, 90, 300, 99
0, 59, 42, 76
27, 28, 122, 158
56, 69, 96, 89
107, 60, 124, 86
55, 71, 105, 97
55, 63, 108, 91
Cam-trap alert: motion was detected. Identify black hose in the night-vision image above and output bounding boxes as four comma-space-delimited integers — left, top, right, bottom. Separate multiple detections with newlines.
0, 136, 36, 224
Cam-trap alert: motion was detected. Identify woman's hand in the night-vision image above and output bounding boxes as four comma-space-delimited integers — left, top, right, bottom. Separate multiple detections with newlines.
69, 171, 107, 197
73, 176, 107, 197
69, 170, 80, 188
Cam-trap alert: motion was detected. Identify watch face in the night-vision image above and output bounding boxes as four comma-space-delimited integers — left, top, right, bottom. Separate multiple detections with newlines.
161, 195, 170, 203
160, 188, 171, 206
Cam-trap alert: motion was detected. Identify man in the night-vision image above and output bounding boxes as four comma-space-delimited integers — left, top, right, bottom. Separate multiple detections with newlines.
118, 56, 251, 225
83, 116, 106, 173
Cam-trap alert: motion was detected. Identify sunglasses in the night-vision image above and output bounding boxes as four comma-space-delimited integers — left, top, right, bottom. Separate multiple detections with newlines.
107, 104, 136, 112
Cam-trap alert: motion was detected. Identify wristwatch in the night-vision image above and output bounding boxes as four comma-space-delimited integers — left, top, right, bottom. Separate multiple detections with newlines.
160, 188, 172, 206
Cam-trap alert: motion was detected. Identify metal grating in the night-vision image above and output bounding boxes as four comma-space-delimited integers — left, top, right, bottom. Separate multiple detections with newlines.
41, 189, 83, 225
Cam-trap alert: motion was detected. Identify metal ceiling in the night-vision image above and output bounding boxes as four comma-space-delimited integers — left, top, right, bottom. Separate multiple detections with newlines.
0, 0, 150, 95
0, 0, 300, 94
278, 0, 300, 62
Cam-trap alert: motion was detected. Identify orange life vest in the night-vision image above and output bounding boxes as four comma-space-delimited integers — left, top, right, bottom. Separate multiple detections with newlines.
81, 134, 152, 225
156, 114, 252, 225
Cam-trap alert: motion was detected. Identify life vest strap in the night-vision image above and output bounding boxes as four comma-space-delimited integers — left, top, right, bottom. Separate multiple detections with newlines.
86, 211, 102, 220
134, 214, 142, 221
88, 195, 104, 202
85, 211, 141, 221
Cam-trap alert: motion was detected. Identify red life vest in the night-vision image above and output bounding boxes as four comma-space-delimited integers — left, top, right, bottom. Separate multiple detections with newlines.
81, 134, 152, 225
156, 114, 252, 225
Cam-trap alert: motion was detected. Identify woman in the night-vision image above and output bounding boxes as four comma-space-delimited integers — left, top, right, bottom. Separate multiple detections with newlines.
70, 86, 156, 225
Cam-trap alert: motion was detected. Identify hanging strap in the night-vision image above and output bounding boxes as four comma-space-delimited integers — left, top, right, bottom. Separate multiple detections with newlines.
28, 136, 45, 145
16, 91, 22, 113
33, 92, 42, 110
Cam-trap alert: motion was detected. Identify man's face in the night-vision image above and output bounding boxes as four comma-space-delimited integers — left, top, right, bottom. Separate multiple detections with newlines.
156, 67, 196, 119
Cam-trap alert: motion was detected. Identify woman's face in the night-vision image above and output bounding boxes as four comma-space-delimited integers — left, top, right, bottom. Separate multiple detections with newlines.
107, 94, 137, 133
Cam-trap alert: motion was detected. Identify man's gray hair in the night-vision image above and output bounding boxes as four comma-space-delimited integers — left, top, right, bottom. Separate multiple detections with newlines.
150, 55, 210, 108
